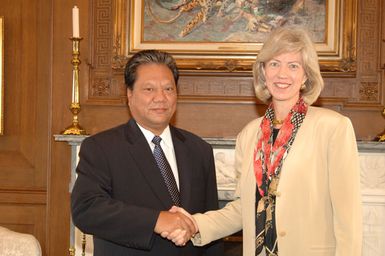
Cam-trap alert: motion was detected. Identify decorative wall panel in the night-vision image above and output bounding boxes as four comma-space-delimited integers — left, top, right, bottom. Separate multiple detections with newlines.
88, 0, 384, 112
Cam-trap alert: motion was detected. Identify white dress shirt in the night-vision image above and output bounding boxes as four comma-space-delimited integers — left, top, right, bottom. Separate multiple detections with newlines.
137, 123, 180, 190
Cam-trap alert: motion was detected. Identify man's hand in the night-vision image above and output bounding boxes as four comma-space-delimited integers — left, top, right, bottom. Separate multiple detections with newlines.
169, 206, 198, 232
160, 206, 199, 246
154, 208, 197, 246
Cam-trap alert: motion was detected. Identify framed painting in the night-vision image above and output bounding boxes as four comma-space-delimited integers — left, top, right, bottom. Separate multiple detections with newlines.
0, 17, 3, 134
119, 0, 357, 74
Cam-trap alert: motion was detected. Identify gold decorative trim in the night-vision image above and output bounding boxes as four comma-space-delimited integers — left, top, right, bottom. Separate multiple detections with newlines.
111, 0, 128, 70
359, 82, 379, 102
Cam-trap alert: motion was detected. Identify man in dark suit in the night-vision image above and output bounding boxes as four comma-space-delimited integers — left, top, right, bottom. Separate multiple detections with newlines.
71, 50, 223, 255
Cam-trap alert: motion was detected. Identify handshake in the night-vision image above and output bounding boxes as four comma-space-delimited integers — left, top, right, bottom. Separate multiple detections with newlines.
154, 206, 198, 246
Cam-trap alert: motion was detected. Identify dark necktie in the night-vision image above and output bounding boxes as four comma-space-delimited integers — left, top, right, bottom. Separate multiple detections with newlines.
152, 136, 181, 206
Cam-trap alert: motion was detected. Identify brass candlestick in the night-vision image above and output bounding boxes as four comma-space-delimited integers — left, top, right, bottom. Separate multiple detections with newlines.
69, 247, 76, 256
378, 107, 385, 142
82, 233, 86, 256
62, 37, 87, 135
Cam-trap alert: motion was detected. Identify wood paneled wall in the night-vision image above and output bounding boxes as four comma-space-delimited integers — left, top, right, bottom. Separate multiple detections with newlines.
0, 0, 384, 256
0, 0, 51, 254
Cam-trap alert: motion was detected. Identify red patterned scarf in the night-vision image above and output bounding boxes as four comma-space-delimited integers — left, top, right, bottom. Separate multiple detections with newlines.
254, 97, 307, 256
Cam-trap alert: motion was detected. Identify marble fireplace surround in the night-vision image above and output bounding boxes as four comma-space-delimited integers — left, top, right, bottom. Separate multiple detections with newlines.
209, 139, 385, 256
54, 135, 385, 256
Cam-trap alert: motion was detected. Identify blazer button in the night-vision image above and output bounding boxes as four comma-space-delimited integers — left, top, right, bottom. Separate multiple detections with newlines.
279, 231, 286, 237
276, 191, 281, 197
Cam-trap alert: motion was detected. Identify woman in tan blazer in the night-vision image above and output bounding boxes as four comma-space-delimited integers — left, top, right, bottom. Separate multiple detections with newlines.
164, 26, 362, 256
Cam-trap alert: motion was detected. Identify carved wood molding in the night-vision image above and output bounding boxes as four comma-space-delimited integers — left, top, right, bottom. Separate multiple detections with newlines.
0, 189, 46, 204
88, 0, 384, 110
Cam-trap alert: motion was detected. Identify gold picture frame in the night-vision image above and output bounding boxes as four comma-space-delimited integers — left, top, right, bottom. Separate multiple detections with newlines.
115, 0, 357, 75
0, 17, 3, 134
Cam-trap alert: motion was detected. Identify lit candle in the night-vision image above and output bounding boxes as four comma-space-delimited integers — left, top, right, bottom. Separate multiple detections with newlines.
72, 6, 80, 38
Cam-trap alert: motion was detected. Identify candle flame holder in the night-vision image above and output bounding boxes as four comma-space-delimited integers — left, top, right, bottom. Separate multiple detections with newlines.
62, 37, 87, 135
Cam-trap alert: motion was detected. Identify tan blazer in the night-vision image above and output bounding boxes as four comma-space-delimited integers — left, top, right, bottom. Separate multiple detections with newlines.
193, 106, 362, 256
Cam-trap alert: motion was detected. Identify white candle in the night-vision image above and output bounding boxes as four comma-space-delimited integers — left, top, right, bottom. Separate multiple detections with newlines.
72, 6, 80, 38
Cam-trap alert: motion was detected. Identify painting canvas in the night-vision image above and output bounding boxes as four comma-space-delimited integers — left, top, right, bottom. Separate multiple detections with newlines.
0, 17, 3, 134
143, 0, 326, 44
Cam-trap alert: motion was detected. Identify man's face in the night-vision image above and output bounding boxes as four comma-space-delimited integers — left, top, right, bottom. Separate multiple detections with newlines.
127, 63, 177, 135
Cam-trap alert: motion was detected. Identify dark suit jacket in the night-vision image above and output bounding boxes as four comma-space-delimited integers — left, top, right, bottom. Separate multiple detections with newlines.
71, 119, 223, 255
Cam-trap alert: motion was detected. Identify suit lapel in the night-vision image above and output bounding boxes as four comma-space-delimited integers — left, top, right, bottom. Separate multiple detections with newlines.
170, 127, 192, 208
124, 119, 174, 209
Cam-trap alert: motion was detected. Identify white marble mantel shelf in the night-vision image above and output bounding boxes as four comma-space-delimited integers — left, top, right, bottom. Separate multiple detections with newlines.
54, 134, 88, 145
357, 141, 385, 152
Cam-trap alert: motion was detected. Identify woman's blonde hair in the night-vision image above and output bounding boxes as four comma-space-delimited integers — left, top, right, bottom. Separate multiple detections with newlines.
253, 26, 324, 105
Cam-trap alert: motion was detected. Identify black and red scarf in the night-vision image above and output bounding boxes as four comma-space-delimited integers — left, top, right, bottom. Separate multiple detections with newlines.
254, 97, 307, 256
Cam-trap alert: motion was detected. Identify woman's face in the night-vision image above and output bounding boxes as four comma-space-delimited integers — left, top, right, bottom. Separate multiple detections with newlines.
263, 51, 307, 107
